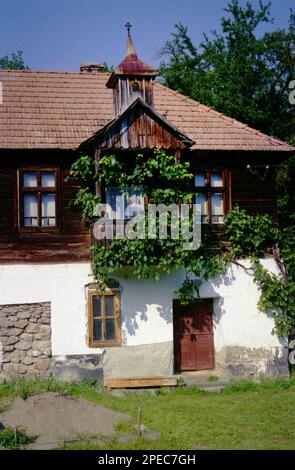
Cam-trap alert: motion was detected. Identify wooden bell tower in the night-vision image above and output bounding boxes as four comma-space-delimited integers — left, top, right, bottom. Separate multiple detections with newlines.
106, 23, 158, 116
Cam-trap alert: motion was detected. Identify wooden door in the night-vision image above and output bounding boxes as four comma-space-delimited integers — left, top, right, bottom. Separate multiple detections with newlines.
173, 299, 214, 372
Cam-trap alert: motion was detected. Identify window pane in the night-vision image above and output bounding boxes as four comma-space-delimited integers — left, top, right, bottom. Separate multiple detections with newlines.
210, 173, 223, 187
23, 172, 37, 187
41, 171, 55, 188
105, 319, 115, 341
23, 194, 38, 226
105, 296, 114, 317
93, 319, 102, 341
124, 188, 144, 219
194, 173, 206, 187
195, 194, 207, 214
92, 296, 101, 317
41, 194, 56, 226
106, 187, 144, 219
211, 193, 224, 224
195, 194, 208, 224
106, 187, 125, 219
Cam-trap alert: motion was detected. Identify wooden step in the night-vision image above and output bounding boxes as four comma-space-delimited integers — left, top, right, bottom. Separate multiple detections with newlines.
106, 377, 178, 389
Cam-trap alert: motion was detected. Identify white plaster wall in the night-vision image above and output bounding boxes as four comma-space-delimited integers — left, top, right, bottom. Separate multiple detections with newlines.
0, 257, 287, 357
0, 263, 93, 355
118, 257, 286, 350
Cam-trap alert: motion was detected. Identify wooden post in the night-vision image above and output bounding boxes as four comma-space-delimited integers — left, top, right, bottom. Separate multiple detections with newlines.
137, 406, 142, 438
175, 149, 181, 163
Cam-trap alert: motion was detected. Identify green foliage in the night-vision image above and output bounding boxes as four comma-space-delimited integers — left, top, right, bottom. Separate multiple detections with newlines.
250, 156, 295, 336
207, 375, 219, 382
0, 426, 36, 450
224, 178, 295, 336
225, 207, 278, 256
174, 277, 200, 305
253, 260, 295, 336
0, 51, 29, 70
69, 148, 294, 334
97, 150, 193, 203
175, 253, 229, 305
69, 149, 227, 299
222, 379, 258, 393
157, 0, 295, 332
255, 156, 295, 336
159, 0, 295, 143
66, 155, 100, 220
101, 62, 114, 73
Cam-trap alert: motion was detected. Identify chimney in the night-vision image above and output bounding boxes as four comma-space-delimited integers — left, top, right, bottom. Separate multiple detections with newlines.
80, 63, 105, 73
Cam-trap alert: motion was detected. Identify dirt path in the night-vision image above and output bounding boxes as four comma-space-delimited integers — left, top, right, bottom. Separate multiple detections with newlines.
0, 392, 130, 449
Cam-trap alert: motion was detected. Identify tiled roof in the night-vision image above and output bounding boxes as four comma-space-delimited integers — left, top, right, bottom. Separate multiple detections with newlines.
0, 69, 294, 152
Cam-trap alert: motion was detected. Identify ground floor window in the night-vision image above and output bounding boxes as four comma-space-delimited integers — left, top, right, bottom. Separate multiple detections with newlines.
87, 288, 121, 347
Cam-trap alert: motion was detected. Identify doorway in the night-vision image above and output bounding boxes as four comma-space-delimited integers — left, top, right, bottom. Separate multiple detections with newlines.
173, 299, 215, 372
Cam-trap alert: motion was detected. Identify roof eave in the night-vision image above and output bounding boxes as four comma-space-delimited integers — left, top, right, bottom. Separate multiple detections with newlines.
79, 96, 195, 150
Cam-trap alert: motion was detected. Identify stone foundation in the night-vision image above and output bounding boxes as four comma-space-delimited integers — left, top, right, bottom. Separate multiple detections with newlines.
0, 302, 52, 379
215, 346, 290, 378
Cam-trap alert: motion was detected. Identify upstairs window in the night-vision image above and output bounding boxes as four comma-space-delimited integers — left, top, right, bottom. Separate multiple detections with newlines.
20, 169, 58, 228
105, 187, 144, 220
87, 288, 121, 347
194, 171, 226, 224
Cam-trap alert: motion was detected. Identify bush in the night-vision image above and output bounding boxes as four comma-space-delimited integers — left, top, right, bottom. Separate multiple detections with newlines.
0, 426, 36, 450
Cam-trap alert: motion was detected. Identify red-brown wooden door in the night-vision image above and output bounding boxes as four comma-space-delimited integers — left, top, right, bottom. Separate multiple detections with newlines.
173, 299, 215, 371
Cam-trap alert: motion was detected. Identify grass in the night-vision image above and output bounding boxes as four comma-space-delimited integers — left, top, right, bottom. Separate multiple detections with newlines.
0, 377, 295, 450
207, 375, 219, 382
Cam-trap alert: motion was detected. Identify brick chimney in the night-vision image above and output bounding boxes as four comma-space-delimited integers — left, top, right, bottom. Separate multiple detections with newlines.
80, 63, 105, 73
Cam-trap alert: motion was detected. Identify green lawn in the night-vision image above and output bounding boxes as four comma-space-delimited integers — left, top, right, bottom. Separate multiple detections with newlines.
0, 377, 295, 450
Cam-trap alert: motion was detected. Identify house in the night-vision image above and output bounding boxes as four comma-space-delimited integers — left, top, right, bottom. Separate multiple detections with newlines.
0, 29, 294, 383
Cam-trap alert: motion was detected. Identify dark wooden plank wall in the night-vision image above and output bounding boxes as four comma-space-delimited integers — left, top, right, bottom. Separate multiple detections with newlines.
189, 151, 288, 217
100, 110, 188, 150
187, 150, 291, 248
0, 149, 291, 262
0, 150, 90, 263
114, 77, 154, 115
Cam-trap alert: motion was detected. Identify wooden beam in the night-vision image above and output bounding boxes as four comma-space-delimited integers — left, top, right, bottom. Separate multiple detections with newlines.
94, 149, 101, 197
106, 377, 177, 389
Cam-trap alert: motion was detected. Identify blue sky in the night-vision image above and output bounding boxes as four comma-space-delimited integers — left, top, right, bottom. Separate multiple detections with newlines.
0, 0, 293, 71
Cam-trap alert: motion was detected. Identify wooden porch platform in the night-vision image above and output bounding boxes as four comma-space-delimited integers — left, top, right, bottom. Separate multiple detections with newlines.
106, 376, 178, 389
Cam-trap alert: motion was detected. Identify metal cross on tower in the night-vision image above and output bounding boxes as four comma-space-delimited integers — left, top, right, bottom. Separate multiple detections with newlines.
125, 22, 132, 34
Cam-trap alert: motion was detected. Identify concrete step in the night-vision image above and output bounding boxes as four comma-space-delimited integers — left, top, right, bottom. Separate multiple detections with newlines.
176, 373, 230, 391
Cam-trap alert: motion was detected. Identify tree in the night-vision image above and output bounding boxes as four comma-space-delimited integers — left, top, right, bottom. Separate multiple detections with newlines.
159, 0, 295, 144
0, 51, 29, 70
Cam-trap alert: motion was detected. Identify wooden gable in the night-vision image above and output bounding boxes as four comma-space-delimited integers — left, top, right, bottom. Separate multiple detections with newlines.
81, 97, 195, 151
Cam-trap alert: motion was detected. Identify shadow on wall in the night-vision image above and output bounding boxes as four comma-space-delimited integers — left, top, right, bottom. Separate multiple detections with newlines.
121, 278, 174, 337
119, 265, 238, 337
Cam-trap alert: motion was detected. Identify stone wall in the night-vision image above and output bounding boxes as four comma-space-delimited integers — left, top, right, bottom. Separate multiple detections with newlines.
0, 302, 52, 379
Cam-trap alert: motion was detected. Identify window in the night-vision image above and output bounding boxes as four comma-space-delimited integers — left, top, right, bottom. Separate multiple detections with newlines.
19, 169, 58, 228
87, 289, 121, 347
105, 187, 144, 220
194, 171, 227, 224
